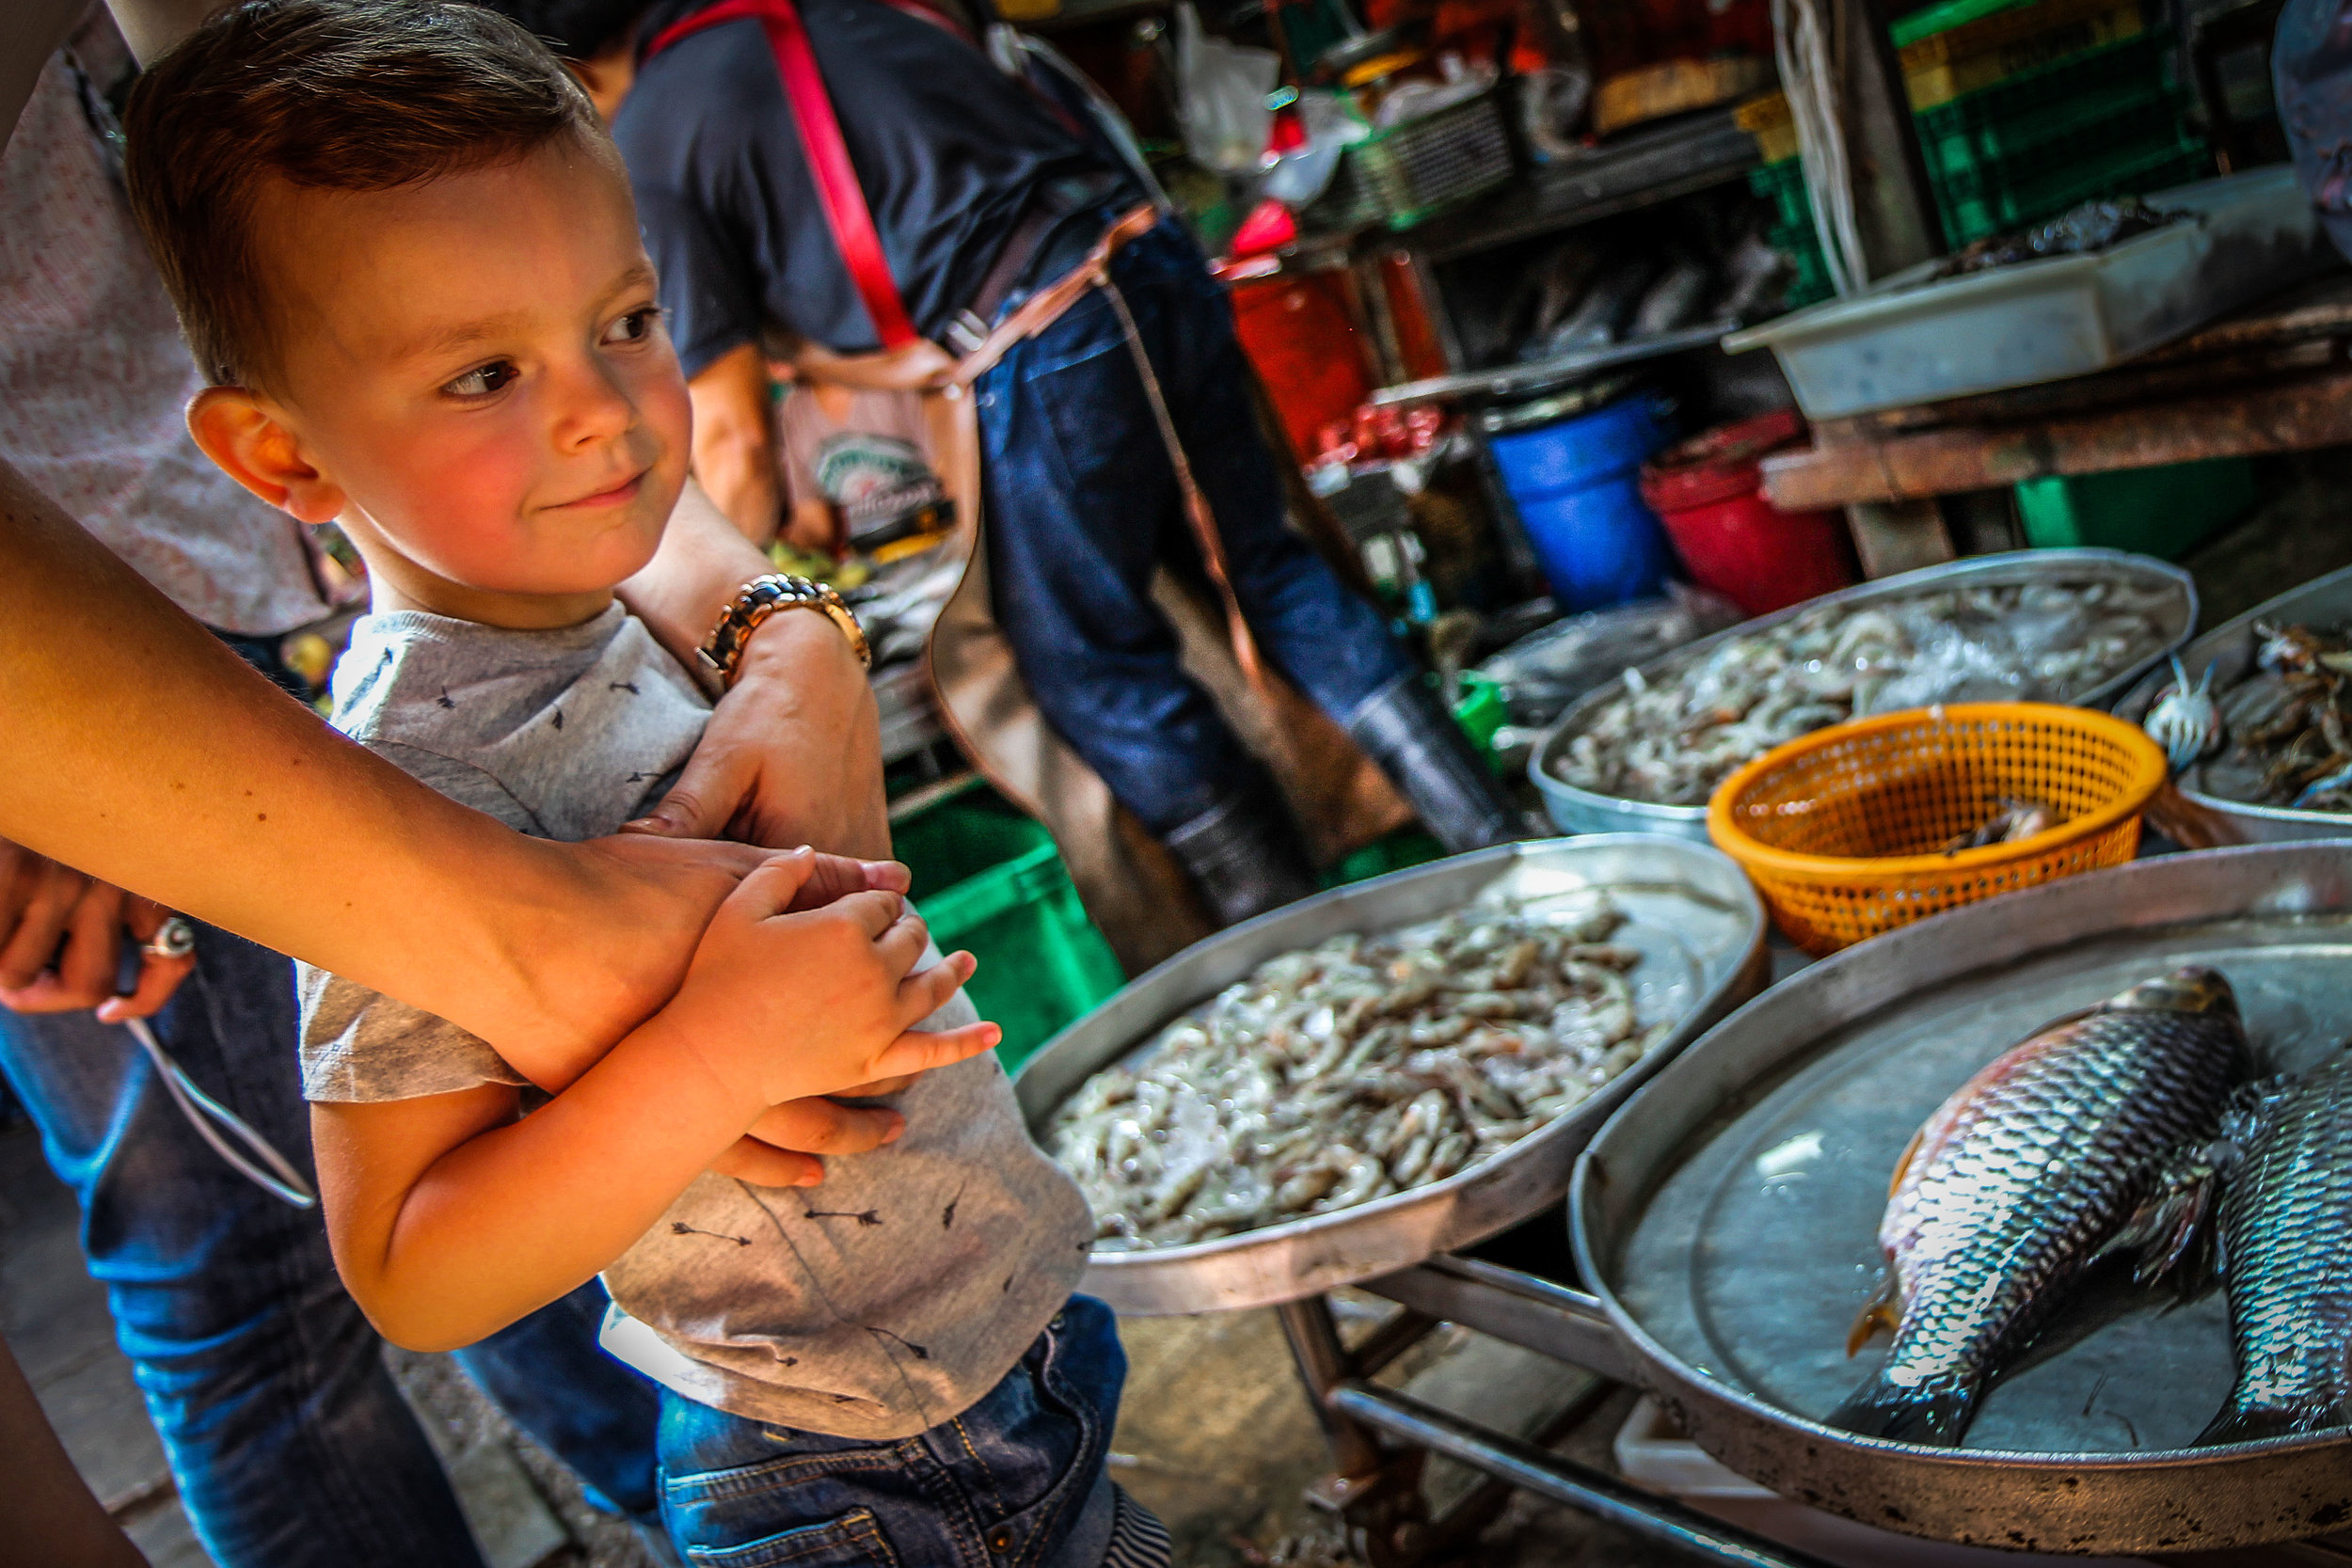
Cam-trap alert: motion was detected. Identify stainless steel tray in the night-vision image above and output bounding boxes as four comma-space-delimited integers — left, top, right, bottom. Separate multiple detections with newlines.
1571, 844, 2352, 1553
2115, 561, 2352, 846
1013, 837, 1767, 1316
1530, 548, 2197, 842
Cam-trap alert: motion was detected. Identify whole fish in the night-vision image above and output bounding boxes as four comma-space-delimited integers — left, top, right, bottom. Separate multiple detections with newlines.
1832, 967, 2249, 1446
2198, 1052, 2352, 1445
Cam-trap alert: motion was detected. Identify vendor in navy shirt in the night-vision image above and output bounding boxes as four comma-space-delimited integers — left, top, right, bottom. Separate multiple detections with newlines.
497, 0, 1518, 925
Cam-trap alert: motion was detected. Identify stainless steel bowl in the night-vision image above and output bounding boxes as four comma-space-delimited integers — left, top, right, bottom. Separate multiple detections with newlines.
1571, 843, 2352, 1553
1530, 549, 2198, 842
1013, 837, 1766, 1316
2114, 561, 2352, 846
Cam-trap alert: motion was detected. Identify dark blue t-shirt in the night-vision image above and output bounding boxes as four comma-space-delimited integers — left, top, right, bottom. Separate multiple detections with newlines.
617, 0, 1104, 370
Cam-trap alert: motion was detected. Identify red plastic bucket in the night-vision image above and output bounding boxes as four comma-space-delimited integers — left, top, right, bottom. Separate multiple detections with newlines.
1640, 408, 1857, 618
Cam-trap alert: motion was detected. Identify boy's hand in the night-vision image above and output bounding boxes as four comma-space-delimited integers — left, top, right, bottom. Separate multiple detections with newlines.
664, 847, 995, 1112
710, 1095, 906, 1187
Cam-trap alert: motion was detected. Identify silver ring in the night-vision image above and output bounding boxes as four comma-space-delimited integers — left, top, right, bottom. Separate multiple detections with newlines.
141, 916, 197, 961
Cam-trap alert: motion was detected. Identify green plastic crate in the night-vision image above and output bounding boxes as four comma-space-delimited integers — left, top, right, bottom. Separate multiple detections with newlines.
2015, 456, 2255, 560
1936, 135, 2209, 245
893, 784, 1126, 1072
1321, 829, 1446, 889
1892, 0, 2041, 48
1912, 30, 2177, 180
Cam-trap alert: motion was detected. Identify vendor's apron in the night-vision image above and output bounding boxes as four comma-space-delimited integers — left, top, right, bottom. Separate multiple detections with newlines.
645, 0, 1409, 971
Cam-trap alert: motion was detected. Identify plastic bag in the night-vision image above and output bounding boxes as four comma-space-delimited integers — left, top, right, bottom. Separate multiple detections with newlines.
1476, 585, 1743, 727
1174, 3, 1280, 175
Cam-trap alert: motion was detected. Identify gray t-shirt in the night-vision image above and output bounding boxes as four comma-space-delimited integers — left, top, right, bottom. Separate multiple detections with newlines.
297, 603, 1091, 1439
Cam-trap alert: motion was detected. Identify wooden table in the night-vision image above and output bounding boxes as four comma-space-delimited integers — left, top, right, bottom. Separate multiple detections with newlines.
1758, 270, 2352, 516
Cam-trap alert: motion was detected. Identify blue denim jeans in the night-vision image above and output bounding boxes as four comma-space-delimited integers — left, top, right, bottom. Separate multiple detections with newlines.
658, 1294, 1133, 1567
0, 920, 664, 1566
975, 216, 1413, 836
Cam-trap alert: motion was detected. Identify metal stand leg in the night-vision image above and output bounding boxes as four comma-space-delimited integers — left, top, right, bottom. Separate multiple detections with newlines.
1277, 1296, 1438, 1567
1278, 1266, 1844, 1568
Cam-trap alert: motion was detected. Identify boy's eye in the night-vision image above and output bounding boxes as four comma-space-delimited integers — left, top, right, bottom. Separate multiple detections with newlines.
605, 307, 661, 345
444, 361, 517, 398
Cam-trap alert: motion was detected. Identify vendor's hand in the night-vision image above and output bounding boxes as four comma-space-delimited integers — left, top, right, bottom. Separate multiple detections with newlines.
622, 611, 889, 859
783, 499, 848, 560
660, 848, 993, 1111
0, 838, 194, 1019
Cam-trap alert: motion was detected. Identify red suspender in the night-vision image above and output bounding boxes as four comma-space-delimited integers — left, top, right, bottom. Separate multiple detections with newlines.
644, 0, 922, 351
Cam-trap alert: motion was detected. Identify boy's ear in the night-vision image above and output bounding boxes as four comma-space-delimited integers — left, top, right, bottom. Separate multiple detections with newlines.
187, 387, 348, 526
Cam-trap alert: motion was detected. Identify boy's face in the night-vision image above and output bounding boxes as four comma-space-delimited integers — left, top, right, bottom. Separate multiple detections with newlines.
196, 135, 690, 628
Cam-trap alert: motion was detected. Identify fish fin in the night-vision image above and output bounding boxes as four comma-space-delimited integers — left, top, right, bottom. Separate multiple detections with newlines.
2195, 1400, 2344, 1447
2094, 1143, 2226, 1290
1828, 1372, 1979, 1447
1845, 1266, 1902, 1357
1886, 1125, 1925, 1199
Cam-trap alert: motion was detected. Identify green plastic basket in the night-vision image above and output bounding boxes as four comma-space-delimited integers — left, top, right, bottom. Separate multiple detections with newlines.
893, 784, 1126, 1072
1306, 87, 1517, 233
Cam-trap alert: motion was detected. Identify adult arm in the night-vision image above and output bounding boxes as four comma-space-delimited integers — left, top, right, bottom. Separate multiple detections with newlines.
0, 1337, 146, 1568
0, 456, 777, 1055
686, 342, 785, 546
617, 477, 891, 859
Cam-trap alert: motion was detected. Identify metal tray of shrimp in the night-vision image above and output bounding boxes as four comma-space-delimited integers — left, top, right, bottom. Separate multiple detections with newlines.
2114, 561, 2352, 847
1012, 837, 1767, 1316
1572, 842, 2352, 1552
1530, 548, 2198, 843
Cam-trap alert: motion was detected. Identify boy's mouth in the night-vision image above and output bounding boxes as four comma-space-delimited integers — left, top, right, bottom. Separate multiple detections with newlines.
551, 467, 648, 511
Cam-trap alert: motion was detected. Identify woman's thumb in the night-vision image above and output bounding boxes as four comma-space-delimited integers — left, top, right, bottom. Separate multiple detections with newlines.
622, 747, 736, 838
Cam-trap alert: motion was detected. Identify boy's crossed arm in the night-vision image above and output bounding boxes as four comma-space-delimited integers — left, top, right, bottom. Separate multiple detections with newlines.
490, 847, 930, 1192
314, 849, 998, 1354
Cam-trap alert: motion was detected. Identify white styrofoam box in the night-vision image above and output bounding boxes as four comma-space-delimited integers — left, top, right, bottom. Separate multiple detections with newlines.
1722, 167, 2333, 418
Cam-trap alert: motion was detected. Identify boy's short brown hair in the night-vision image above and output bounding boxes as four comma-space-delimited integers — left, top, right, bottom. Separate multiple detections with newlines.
124, 0, 603, 389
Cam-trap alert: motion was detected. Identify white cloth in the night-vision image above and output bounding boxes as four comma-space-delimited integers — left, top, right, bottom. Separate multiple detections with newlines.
0, 51, 328, 636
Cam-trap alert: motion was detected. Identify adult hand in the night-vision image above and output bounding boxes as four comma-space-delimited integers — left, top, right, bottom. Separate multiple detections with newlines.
622, 610, 889, 859
0, 838, 194, 1020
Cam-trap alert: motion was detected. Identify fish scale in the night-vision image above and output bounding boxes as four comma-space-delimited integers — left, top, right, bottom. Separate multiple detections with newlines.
2200, 1053, 2352, 1445
1832, 968, 2249, 1447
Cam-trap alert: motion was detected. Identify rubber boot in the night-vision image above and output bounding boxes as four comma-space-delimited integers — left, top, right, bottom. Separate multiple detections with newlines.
1346, 671, 1522, 853
1163, 782, 1322, 928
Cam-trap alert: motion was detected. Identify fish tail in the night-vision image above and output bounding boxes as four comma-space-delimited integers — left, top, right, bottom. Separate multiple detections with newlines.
1827, 1370, 1981, 1447
2194, 1398, 2344, 1447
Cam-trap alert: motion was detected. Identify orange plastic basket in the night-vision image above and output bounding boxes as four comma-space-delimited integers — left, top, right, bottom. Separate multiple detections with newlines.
1706, 703, 2168, 956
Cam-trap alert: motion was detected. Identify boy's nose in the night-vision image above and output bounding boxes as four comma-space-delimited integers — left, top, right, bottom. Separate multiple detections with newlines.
553, 361, 636, 450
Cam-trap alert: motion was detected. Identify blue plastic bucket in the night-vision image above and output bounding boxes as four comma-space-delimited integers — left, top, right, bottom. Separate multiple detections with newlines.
1487, 391, 1676, 612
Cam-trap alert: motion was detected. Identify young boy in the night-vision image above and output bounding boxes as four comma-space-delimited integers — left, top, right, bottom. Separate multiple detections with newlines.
123, 5, 1164, 1563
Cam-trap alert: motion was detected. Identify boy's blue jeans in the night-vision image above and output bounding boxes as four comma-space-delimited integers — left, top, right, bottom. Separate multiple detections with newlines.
975, 215, 1413, 838
0, 919, 664, 1566
659, 1293, 1135, 1567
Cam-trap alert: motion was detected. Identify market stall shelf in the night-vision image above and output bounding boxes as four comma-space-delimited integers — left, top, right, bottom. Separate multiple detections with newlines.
1012, 836, 1766, 1315
1572, 843, 2352, 1554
